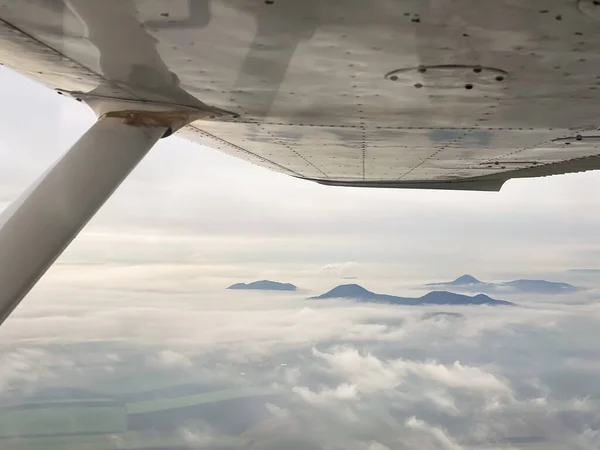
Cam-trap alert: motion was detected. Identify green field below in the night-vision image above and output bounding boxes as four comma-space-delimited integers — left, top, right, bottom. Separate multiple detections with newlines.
0, 405, 126, 438
0, 386, 275, 449
1, 431, 247, 450
126, 386, 276, 414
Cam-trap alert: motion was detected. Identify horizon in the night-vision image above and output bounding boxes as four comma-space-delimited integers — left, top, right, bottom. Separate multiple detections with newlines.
224, 272, 588, 290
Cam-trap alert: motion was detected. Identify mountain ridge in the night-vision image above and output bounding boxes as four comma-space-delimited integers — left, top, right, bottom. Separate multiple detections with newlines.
311, 284, 514, 306
426, 274, 582, 294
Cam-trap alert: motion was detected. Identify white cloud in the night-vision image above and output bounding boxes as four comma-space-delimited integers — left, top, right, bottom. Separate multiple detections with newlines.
179, 426, 216, 446
293, 383, 359, 404
367, 442, 389, 450
313, 347, 404, 394
574, 427, 600, 450
0, 287, 599, 449
321, 262, 360, 278
312, 347, 509, 396
405, 417, 464, 450
0, 348, 71, 393
405, 360, 509, 392
424, 390, 460, 416
150, 350, 193, 368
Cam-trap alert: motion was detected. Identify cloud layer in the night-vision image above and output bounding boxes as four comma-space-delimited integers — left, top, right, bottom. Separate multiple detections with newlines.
2, 285, 600, 449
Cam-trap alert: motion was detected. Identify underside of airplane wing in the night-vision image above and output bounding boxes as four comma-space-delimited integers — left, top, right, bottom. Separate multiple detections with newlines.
2, 0, 600, 191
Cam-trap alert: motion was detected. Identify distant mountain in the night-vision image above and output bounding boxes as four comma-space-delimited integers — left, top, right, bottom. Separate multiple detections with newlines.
569, 269, 600, 275
449, 274, 482, 285
426, 274, 486, 287
425, 275, 582, 295
503, 279, 580, 294
227, 281, 297, 291
311, 284, 514, 306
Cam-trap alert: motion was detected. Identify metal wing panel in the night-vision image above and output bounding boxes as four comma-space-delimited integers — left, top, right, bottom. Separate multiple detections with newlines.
0, 13, 105, 95
2, 0, 600, 190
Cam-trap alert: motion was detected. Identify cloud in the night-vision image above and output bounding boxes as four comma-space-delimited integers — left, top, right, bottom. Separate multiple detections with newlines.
367, 443, 390, 450
405, 417, 464, 450
287, 346, 513, 433
292, 383, 359, 404
2, 288, 600, 449
2, 249, 600, 450
179, 426, 217, 446
0, 348, 72, 393
312, 348, 404, 394
150, 349, 193, 368
321, 262, 360, 278
403, 360, 509, 392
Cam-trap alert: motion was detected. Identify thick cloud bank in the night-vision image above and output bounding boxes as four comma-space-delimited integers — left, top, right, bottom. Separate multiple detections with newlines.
1, 288, 600, 449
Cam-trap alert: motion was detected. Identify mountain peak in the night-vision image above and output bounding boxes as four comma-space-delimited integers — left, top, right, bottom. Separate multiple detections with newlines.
451, 274, 481, 285
314, 284, 373, 299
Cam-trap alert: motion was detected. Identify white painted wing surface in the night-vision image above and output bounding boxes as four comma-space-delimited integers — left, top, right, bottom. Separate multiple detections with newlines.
1, 0, 600, 190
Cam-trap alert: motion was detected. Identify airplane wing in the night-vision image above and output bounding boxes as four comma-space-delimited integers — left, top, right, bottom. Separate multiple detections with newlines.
1, 0, 600, 191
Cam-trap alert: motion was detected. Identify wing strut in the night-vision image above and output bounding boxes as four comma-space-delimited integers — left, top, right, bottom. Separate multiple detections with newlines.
0, 115, 167, 326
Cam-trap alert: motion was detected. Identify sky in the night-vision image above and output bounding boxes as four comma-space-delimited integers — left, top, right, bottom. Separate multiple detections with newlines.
1, 66, 600, 449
